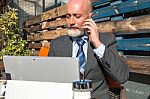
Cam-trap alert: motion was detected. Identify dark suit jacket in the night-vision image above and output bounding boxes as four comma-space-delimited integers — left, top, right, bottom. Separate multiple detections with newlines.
49, 33, 129, 99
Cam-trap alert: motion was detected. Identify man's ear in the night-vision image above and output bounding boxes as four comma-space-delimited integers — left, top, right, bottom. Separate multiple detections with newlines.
89, 12, 93, 18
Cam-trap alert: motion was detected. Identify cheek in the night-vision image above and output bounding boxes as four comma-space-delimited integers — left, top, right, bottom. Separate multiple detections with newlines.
75, 19, 85, 27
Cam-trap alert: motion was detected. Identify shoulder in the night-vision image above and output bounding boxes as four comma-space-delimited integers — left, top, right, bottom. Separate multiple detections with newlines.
51, 35, 70, 43
100, 33, 116, 46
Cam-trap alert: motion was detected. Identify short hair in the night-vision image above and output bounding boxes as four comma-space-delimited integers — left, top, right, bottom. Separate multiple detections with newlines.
88, 0, 93, 12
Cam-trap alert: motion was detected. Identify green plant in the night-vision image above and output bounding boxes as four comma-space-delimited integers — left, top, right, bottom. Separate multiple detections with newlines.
0, 7, 30, 59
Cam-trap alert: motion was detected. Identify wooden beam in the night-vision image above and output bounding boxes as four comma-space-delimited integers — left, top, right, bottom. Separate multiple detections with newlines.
93, 0, 150, 20
124, 55, 150, 75
25, 15, 42, 27
117, 38, 150, 51
27, 29, 67, 41
25, 5, 67, 26
25, 25, 42, 33
28, 43, 42, 49
28, 42, 50, 49
30, 50, 40, 56
25, 18, 67, 33
97, 15, 150, 33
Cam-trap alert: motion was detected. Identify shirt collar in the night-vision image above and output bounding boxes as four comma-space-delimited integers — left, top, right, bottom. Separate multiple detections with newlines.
72, 32, 88, 43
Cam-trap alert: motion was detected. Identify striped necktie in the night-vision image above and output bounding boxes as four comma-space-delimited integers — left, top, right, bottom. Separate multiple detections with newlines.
76, 39, 86, 69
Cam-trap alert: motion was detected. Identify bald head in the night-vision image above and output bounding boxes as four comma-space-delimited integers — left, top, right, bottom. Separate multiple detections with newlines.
67, 0, 92, 14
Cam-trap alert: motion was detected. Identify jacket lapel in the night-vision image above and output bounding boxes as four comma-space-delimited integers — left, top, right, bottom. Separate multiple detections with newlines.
63, 36, 72, 57
84, 42, 95, 76
84, 33, 109, 77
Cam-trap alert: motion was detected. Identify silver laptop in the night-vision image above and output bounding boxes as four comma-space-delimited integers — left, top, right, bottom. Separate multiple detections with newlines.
3, 56, 80, 83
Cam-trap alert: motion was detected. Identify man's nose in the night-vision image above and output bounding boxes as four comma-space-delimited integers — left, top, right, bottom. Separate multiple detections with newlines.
69, 17, 75, 26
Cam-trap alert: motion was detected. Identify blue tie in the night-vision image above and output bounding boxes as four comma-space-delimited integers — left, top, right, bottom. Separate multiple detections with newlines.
76, 39, 86, 69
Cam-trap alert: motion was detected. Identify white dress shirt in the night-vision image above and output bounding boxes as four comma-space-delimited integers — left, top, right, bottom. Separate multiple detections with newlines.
72, 35, 106, 59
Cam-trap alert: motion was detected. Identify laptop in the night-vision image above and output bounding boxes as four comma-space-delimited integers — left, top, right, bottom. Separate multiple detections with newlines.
3, 56, 80, 83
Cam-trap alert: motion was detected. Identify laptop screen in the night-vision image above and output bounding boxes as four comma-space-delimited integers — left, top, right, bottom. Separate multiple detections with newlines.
3, 56, 80, 83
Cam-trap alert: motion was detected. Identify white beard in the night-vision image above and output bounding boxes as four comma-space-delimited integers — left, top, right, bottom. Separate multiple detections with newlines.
67, 29, 84, 37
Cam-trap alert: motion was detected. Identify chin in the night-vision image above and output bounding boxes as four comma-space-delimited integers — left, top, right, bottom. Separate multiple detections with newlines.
67, 29, 84, 37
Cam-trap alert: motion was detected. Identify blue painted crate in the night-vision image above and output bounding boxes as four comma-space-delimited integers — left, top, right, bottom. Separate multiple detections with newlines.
117, 37, 150, 51
92, 0, 150, 55
92, 0, 111, 8
92, 0, 150, 20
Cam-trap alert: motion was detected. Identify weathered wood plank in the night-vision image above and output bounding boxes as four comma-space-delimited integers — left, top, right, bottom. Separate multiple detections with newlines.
41, 5, 67, 21
25, 18, 67, 33
28, 42, 50, 49
25, 5, 67, 26
97, 15, 150, 33
42, 18, 67, 29
25, 25, 42, 33
92, 0, 111, 8
117, 38, 150, 51
28, 43, 42, 49
30, 50, 39, 56
124, 55, 150, 75
27, 29, 67, 41
25, 15, 150, 34
25, 15, 42, 27
93, 0, 150, 20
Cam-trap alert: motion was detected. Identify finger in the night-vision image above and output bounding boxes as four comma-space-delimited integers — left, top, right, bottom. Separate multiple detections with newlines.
83, 21, 96, 29
83, 19, 97, 29
84, 19, 97, 27
81, 25, 93, 33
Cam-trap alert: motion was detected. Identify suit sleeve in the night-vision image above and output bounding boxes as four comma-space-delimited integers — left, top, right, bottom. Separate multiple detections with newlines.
98, 34, 129, 84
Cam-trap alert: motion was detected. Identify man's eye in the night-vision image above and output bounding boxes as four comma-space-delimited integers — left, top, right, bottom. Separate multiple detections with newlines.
76, 15, 81, 18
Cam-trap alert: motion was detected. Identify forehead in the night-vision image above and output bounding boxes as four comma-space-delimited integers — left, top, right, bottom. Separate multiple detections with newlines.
67, 3, 86, 14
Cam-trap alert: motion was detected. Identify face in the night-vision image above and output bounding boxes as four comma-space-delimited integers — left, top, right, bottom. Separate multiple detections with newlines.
66, 2, 92, 37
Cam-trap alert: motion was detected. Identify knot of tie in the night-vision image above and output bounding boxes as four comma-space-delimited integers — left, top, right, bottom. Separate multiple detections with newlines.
76, 39, 85, 47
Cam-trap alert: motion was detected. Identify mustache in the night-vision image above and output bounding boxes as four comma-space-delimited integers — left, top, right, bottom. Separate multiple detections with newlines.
67, 26, 80, 29
67, 27, 85, 32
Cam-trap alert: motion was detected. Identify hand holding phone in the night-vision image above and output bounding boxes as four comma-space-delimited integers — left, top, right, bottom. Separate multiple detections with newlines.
82, 18, 102, 48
